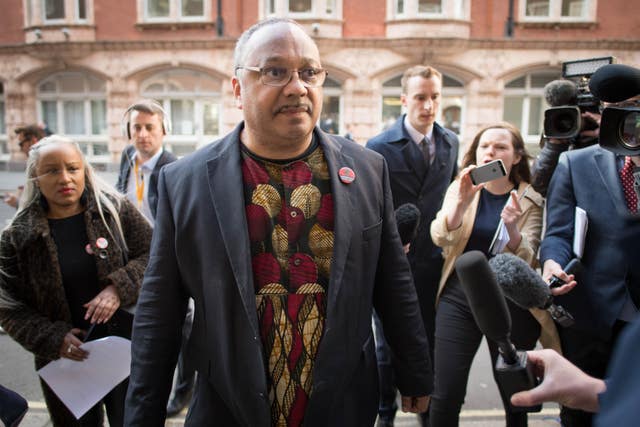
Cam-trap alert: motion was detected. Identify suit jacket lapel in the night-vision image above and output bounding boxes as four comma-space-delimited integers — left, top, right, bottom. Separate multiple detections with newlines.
593, 148, 627, 214
317, 131, 353, 311
206, 125, 259, 336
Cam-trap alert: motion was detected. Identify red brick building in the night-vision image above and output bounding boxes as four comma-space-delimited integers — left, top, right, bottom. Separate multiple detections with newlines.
0, 0, 638, 165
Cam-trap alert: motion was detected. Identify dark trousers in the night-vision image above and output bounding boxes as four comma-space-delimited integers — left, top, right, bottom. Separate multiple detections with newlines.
41, 377, 128, 427
558, 320, 628, 427
170, 299, 196, 400
430, 294, 539, 427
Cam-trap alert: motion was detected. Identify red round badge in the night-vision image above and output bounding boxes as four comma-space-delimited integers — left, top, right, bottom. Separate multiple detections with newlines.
338, 167, 355, 184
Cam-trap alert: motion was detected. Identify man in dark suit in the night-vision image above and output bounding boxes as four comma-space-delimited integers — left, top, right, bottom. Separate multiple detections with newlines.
124, 18, 432, 426
540, 113, 640, 426
116, 100, 194, 417
366, 65, 459, 426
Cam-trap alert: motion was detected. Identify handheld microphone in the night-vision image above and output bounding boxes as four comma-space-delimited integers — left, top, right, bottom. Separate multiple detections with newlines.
488, 253, 576, 328
395, 203, 421, 246
589, 64, 640, 103
543, 79, 578, 107
455, 251, 541, 413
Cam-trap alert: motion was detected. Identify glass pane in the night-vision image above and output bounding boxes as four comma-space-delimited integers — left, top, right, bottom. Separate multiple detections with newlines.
148, 0, 169, 17
505, 76, 526, 88
39, 81, 57, 93
202, 102, 219, 135
528, 97, 543, 135
268, 0, 275, 14
63, 101, 85, 134
88, 75, 106, 92
45, 0, 65, 20
503, 97, 523, 130
382, 96, 402, 130
0, 142, 7, 155
0, 82, 4, 94
0, 101, 5, 134
59, 74, 85, 93
443, 75, 464, 87
562, 0, 584, 16
530, 73, 557, 88
77, 0, 86, 19
91, 100, 107, 135
165, 70, 198, 92
171, 100, 195, 135
172, 144, 196, 157
419, 0, 442, 13
289, 0, 312, 13
383, 75, 402, 87
41, 101, 58, 133
92, 143, 109, 156
443, 105, 461, 134
326, 0, 334, 14
324, 77, 340, 88
525, 0, 550, 16
182, 0, 204, 17
320, 96, 339, 135
397, 0, 404, 14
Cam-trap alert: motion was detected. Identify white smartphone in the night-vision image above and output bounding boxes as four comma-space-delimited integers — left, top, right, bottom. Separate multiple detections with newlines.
470, 159, 507, 185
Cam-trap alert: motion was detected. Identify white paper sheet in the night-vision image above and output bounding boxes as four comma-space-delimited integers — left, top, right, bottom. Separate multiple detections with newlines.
37, 336, 131, 419
573, 207, 588, 258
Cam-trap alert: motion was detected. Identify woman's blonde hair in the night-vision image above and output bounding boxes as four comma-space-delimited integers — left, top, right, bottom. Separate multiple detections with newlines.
16, 135, 128, 251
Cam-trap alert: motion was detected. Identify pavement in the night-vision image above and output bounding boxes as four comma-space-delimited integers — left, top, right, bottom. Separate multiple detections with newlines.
0, 169, 562, 426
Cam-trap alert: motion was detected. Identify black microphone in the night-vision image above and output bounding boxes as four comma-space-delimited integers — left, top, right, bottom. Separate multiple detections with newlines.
395, 203, 421, 246
589, 64, 640, 103
455, 251, 541, 413
488, 253, 577, 328
543, 79, 578, 107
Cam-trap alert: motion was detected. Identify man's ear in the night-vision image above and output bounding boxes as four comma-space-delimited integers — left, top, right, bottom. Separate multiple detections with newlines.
232, 76, 243, 110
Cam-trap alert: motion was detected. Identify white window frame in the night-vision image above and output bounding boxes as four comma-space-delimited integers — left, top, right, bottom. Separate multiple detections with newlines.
520, 0, 596, 22
502, 71, 559, 144
388, 0, 468, 19
37, 72, 109, 163
263, 0, 341, 19
141, 69, 223, 156
0, 82, 7, 160
142, 0, 209, 22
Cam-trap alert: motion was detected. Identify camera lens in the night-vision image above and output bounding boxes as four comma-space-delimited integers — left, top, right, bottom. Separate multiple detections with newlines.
554, 112, 576, 134
620, 111, 640, 149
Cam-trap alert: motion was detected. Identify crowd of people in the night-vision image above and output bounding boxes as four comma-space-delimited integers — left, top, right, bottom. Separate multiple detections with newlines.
1, 16, 639, 427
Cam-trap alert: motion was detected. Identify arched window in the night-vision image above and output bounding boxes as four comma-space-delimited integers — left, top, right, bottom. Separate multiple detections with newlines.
319, 76, 343, 136
37, 72, 108, 162
381, 72, 465, 137
503, 71, 560, 143
141, 68, 222, 157
0, 82, 6, 159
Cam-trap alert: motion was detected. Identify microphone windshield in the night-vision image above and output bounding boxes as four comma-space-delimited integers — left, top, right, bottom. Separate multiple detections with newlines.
589, 64, 640, 103
455, 251, 512, 342
543, 79, 578, 107
489, 253, 552, 310
395, 203, 421, 245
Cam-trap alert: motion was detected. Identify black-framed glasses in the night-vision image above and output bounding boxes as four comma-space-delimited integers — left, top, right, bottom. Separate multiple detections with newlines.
235, 66, 327, 88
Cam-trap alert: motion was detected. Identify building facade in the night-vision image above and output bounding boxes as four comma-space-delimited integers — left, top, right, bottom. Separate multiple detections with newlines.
0, 0, 638, 166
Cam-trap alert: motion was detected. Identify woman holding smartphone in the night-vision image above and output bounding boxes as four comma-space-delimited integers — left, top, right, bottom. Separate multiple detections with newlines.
0, 136, 151, 426
429, 123, 560, 427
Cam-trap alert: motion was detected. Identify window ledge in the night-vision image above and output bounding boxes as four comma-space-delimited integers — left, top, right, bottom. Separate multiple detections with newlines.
136, 21, 216, 31
517, 21, 597, 29
24, 25, 96, 43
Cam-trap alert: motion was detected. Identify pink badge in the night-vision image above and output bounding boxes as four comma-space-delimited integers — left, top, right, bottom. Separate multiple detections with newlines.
338, 167, 355, 184
96, 237, 108, 249
85, 243, 93, 255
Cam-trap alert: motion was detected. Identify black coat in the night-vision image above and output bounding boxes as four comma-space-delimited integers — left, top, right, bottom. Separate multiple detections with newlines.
125, 124, 432, 426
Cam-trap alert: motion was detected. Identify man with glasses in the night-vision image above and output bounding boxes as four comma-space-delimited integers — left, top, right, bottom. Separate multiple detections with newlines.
366, 66, 459, 426
3, 124, 45, 209
125, 18, 432, 426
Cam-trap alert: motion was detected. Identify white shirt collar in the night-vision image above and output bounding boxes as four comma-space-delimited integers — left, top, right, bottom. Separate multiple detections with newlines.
133, 147, 164, 172
403, 115, 434, 145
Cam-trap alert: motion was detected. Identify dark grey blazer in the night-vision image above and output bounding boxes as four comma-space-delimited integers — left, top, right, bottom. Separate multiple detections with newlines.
115, 144, 177, 220
125, 124, 432, 426
540, 144, 640, 338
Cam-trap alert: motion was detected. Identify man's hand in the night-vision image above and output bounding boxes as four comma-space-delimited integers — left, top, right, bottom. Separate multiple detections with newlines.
511, 349, 605, 413
542, 259, 577, 296
401, 395, 430, 413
